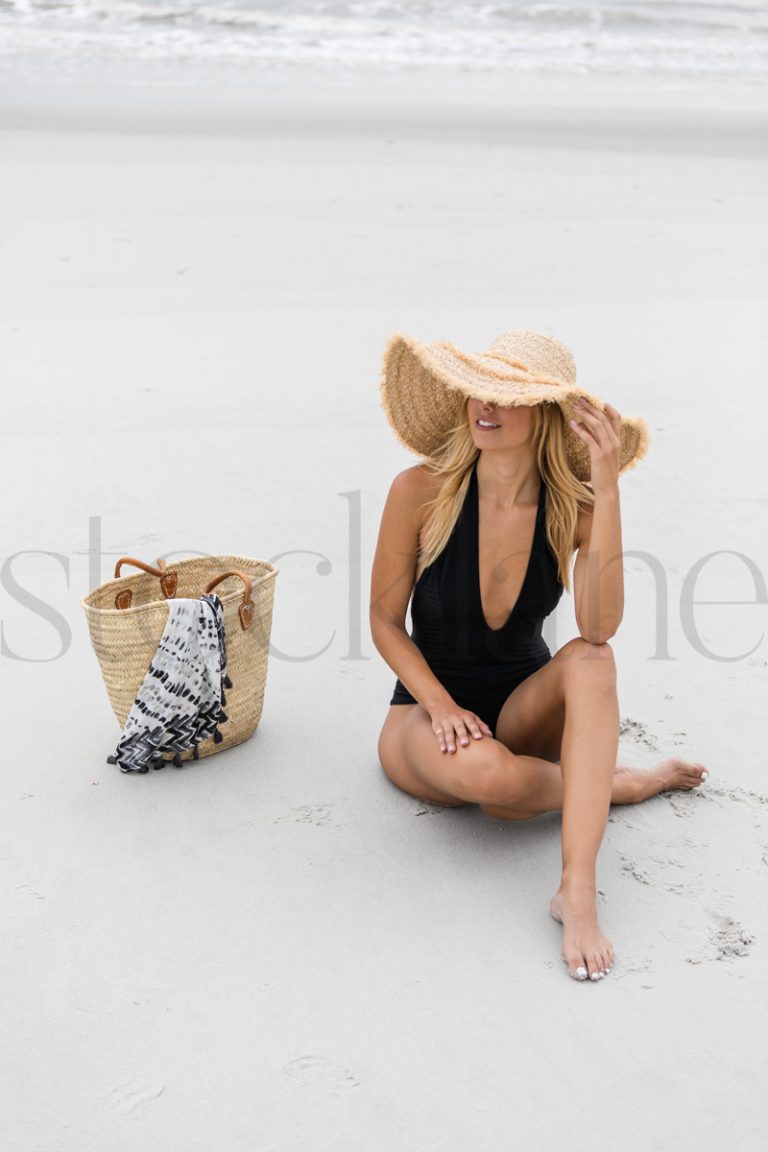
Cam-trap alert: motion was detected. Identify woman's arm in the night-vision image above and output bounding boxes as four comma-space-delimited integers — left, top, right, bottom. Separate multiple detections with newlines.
570, 399, 625, 644
572, 491, 624, 643
371, 466, 495, 754
369, 467, 456, 713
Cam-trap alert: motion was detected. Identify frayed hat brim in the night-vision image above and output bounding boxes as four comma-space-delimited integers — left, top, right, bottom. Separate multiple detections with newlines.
380, 330, 649, 482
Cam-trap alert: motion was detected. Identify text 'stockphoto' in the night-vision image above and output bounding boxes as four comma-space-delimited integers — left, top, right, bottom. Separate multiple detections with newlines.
1, 3, 767, 1150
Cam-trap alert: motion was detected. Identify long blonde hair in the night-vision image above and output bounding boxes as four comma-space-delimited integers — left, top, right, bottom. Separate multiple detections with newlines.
416, 396, 594, 592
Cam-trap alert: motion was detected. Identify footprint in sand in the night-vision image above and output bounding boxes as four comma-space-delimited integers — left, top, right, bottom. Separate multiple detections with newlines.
618, 854, 652, 886
14, 882, 46, 901
666, 791, 705, 819
282, 1055, 360, 1094
709, 913, 755, 960
617, 852, 699, 897
273, 805, 336, 827
104, 1077, 165, 1115
687, 912, 755, 964
619, 716, 660, 753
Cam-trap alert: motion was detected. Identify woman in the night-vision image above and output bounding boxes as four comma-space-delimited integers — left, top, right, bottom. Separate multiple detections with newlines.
370, 328, 708, 984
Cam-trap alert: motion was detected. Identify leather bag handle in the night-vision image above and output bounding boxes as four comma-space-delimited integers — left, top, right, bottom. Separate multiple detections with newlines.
203, 570, 256, 631
113, 557, 178, 609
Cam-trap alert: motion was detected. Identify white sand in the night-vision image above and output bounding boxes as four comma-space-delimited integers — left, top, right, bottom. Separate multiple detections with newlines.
2, 69, 767, 1150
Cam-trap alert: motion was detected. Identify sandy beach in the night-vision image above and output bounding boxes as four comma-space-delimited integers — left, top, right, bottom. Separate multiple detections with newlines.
2, 61, 768, 1151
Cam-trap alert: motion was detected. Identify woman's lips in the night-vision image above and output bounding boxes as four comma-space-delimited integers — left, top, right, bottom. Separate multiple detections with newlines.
476, 420, 501, 429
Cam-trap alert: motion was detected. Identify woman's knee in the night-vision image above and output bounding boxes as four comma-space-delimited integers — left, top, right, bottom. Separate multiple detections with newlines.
396, 711, 524, 807
558, 637, 616, 690
451, 741, 526, 806
377, 708, 468, 805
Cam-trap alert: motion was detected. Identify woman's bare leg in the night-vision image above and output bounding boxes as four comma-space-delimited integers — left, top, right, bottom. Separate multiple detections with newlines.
490, 638, 707, 981
380, 703, 616, 980
547, 640, 619, 980
377, 641, 708, 981
380, 709, 705, 820
479, 757, 706, 819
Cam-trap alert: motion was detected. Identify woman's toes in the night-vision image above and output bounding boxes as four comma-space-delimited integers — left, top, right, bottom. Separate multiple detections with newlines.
567, 952, 589, 980
587, 955, 604, 980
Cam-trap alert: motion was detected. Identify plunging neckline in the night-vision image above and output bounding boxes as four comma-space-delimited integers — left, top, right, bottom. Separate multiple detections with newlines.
472, 460, 543, 634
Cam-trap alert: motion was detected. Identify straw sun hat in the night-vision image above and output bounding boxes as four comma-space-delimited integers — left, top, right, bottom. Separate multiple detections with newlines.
380, 329, 649, 483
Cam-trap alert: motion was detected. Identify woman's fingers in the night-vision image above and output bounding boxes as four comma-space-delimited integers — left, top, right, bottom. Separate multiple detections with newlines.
453, 719, 470, 748
442, 724, 457, 753
570, 401, 599, 432
569, 413, 600, 447
570, 399, 622, 491
433, 711, 491, 752
438, 721, 459, 753
575, 399, 619, 445
471, 714, 494, 738
603, 402, 622, 434
572, 401, 610, 444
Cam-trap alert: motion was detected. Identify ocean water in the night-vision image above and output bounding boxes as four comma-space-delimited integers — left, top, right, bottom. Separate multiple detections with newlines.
0, 0, 767, 82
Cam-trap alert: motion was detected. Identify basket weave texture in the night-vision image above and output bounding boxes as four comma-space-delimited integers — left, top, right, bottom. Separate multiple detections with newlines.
81, 555, 278, 762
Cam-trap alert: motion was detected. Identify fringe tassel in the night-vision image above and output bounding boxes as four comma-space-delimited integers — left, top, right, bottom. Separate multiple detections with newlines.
223, 673, 233, 689
221, 690, 227, 707
193, 745, 200, 760
172, 752, 183, 767
219, 710, 228, 725
213, 728, 224, 745
106, 755, 117, 765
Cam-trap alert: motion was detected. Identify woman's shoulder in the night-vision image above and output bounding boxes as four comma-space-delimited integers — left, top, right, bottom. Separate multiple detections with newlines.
388, 463, 445, 505
383, 464, 445, 543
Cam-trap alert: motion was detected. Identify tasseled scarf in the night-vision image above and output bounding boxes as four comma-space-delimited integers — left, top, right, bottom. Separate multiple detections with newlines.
107, 593, 233, 774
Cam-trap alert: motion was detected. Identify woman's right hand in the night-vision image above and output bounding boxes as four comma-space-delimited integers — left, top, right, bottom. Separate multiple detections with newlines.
430, 704, 493, 753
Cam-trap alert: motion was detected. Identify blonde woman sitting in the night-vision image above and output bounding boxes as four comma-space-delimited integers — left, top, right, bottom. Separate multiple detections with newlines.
371, 329, 708, 983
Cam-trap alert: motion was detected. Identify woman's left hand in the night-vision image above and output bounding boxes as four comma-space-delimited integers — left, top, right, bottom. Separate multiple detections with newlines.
569, 398, 622, 493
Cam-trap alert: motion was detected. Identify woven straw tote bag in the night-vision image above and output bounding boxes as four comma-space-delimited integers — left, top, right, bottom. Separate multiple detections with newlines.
81, 555, 278, 763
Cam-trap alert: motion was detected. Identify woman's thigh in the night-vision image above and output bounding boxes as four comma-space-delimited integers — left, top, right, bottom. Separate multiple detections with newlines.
377, 704, 507, 807
494, 637, 615, 760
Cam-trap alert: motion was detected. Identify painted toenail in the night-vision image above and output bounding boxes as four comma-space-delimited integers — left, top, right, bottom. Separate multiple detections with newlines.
590, 972, 601, 981
575, 966, 588, 979
701, 771, 709, 780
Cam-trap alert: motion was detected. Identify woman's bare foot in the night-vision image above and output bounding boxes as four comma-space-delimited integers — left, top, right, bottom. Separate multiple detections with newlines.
612, 758, 709, 805
550, 879, 614, 981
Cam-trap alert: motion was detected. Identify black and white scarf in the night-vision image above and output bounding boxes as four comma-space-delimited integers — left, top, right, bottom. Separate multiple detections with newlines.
107, 592, 233, 774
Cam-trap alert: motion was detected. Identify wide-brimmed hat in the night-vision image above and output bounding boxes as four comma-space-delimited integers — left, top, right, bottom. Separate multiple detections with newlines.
380, 328, 649, 483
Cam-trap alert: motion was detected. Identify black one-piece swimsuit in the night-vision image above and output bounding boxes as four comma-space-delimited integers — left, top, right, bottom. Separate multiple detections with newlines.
390, 457, 564, 735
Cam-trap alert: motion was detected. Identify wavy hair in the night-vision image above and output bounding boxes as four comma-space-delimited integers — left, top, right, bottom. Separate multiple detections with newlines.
416, 396, 594, 592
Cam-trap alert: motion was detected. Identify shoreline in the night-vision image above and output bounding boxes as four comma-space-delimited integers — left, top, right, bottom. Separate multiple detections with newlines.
1, 77, 766, 164
2, 61, 768, 125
